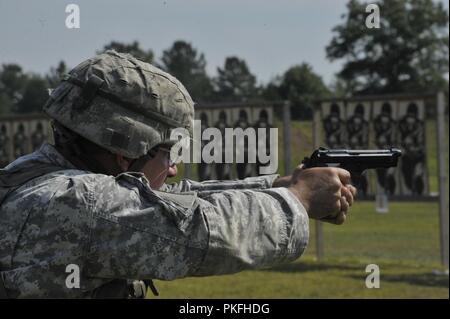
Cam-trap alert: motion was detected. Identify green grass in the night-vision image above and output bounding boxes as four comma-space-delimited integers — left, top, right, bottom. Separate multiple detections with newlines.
149, 201, 449, 299
306, 202, 442, 263
150, 258, 448, 298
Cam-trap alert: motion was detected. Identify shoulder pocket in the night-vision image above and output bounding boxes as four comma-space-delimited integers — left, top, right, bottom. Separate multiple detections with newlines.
153, 190, 197, 210
152, 190, 197, 232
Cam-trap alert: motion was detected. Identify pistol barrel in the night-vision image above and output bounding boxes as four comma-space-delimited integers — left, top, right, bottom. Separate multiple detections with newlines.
304, 148, 402, 170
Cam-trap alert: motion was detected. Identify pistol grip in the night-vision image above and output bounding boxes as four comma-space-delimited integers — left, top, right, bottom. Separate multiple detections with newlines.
350, 172, 363, 186
340, 165, 365, 186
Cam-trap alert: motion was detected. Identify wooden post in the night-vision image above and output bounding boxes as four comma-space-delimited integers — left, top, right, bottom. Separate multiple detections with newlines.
283, 101, 292, 175
313, 105, 324, 260
436, 91, 449, 269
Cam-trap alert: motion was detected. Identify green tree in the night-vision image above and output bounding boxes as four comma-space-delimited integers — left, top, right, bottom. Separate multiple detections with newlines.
329, 75, 358, 98
160, 40, 213, 102
0, 64, 51, 114
46, 61, 68, 88
266, 63, 330, 120
214, 56, 259, 102
261, 77, 282, 102
0, 64, 27, 114
99, 41, 154, 63
326, 0, 449, 94
0, 92, 14, 115
16, 75, 49, 114
0, 64, 26, 100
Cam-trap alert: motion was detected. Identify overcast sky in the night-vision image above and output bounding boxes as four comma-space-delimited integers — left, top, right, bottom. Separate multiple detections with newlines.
0, 0, 448, 86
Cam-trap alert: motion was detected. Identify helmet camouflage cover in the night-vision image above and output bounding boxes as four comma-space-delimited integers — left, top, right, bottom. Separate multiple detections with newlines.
44, 50, 194, 159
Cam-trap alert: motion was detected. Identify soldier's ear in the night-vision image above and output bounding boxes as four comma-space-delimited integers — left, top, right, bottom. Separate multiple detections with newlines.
115, 154, 131, 172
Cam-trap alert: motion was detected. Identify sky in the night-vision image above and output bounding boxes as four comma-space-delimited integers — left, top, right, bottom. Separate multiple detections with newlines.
0, 0, 448, 86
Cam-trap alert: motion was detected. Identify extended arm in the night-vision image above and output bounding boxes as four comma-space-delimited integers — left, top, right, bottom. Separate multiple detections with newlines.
84, 173, 309, 280
161, 174, 279, 194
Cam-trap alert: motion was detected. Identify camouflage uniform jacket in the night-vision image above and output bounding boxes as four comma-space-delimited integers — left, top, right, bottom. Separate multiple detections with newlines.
0, 143, 309, 298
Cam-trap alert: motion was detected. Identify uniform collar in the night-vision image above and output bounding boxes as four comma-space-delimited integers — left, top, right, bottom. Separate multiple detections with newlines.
38, 143, 78, 169
4, 143, 77, 171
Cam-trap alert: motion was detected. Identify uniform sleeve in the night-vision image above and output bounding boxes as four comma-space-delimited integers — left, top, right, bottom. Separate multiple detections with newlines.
192, 187, 309, 276
84, 173, 309, 281
161, 174, 279, 194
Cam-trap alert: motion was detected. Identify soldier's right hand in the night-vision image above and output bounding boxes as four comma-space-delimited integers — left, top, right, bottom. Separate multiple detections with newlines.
288, 166, 357, 224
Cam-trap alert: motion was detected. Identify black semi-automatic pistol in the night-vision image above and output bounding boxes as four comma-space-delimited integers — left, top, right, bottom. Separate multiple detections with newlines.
301, 147, 402, 184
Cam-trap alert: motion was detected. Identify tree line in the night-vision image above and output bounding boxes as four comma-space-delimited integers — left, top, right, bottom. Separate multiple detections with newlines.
0, 0, 447, 120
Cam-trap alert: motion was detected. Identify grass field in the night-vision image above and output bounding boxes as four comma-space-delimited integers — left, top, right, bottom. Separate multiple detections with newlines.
156, 119, 448, 299
150, 201, 448, 299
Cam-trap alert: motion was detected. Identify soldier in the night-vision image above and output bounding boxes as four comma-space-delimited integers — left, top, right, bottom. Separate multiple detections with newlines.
0, 51, 356, 298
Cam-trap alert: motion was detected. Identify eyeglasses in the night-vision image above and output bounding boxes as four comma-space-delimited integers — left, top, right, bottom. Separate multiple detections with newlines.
148, 146, 174, 166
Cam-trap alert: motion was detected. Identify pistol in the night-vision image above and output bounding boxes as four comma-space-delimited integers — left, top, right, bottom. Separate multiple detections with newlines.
301, 147, 402, 184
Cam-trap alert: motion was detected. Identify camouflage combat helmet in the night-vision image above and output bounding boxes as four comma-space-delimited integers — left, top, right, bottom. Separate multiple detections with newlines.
44, 50, 194, 159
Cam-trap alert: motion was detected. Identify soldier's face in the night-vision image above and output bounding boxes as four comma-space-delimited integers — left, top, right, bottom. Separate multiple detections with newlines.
142, 147, 177, 189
